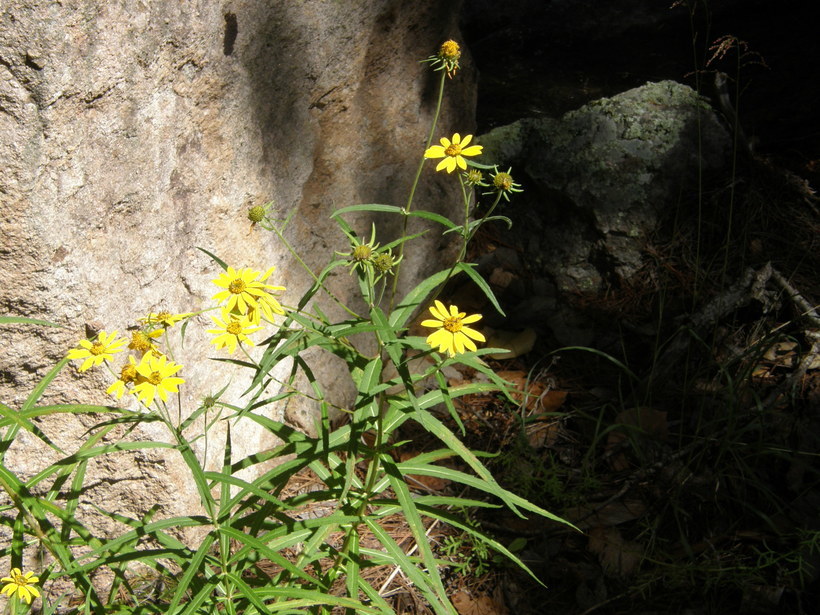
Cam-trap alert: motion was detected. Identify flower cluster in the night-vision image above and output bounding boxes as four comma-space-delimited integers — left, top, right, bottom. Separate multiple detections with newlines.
66, 264, 287, 407
67, 314, 187, 407
211, 266, 285, 324
337, 225, 402, 281
209, 265, 286, 355
1, 568, 40, 604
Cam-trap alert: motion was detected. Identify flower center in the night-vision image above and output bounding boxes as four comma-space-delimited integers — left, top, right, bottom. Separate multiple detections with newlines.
89, 343, 106, 356
466, 169, 484, 185
10, 571, 26, 584
442, 317, 463, 333
493, 172, 513, 191
445, 143, 462, 157
121, 364, 137, 383
156, 311, 172, 322
373, 253, 394, 274
247, 205, 266, 223
352, 244, 373, 262
148, 371, 163, 385
130, 332, 151, 352
440, 40, 461, 60
227, 321, 243, 335
229, 279, 246, 294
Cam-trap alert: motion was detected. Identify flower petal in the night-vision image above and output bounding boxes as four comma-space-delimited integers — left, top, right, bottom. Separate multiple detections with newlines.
461, 326, 485, 343
460, 144, 483, 157
424, 145, 446, 159
431, 300, 448, 320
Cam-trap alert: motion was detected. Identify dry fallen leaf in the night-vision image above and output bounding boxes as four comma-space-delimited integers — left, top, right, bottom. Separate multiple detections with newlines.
484, 327, 537, 359
566, 498, 647, 529
525, 417, 560, 449
496, 370, 567, 413
606, 406, 668, 470
588, 526, 643, 578
451, 590, 509, 615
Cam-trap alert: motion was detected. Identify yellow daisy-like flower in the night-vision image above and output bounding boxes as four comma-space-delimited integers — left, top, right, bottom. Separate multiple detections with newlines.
132, 353, 184, 408
106, 356, 139, 399
128, 329, 163, 354
207, 312, 263, 355
424, 133, 483, 173
212, 266, 286, 324
67, 330, 127, 372
1, 568, 40, 604
139, 311, 190, 329
421, 300, 486, 357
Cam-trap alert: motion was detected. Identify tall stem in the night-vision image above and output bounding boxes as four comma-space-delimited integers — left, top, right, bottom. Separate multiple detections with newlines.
388, 69, 448, 311
267, 221, 360, 319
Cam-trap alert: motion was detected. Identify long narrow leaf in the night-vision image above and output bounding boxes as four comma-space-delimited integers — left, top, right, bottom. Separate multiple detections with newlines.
0, 316, 64, 328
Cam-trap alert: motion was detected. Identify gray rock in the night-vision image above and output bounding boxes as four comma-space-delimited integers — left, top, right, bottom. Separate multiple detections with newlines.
480, 80, 731, 294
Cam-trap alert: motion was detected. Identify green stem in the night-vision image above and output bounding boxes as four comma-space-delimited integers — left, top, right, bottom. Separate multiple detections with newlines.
429, 188, 504, 308
389, 69, 448, 311
267, 221, 360, 319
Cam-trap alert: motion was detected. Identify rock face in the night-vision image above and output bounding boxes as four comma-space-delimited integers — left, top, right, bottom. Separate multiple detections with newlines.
0, 0, 473, 544
479, 81, 731, 343
481, 80, 730, 294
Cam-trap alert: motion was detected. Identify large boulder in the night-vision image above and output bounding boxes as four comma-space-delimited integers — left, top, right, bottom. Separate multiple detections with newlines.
481, 80, 731, 294
0, 0, 474, 542
479, 80, 731, 342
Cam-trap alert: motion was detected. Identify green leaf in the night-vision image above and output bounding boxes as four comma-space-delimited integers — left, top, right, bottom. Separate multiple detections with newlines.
220, 526, 316, 586
196, 246, 229, 271
388, 268, 452, 330
0, 316, 65, 328
164, 534, 217, 615
364, 512, 454, 615
331, 203, 402, 218
21, 358, 71, 413
382, 456, 453, 614
455, 261, 505, 316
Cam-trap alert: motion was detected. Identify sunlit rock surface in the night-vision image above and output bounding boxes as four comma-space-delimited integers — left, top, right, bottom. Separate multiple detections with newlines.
0, 0, 473, 543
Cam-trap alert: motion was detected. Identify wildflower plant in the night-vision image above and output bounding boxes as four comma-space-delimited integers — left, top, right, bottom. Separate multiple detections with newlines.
0, 40, 572, 615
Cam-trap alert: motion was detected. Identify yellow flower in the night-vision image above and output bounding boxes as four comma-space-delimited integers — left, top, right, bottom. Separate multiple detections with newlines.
132, 353, 184, 408
212, 266, 286, 323
423, 39, 462, 77
439, 40, 461, 61
128, 329, 163, 354
67, 330, 127, 372
1, 568, 40, 604
207, 312, 262, 355
424, 133, 483, 173
139, 311, 190, 328
106, 356, 139, 399
421, 300, 485, 357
